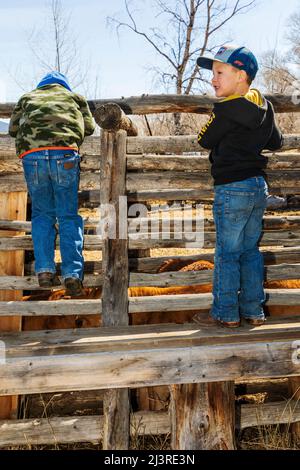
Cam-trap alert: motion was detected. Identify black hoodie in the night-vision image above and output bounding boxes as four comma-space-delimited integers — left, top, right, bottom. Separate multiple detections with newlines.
197, 89, 283, 185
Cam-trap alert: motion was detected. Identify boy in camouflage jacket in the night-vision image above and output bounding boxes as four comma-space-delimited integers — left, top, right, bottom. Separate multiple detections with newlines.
9, 71, 95, 295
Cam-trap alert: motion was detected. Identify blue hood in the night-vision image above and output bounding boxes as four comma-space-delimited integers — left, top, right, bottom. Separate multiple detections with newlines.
37, 71, 72, 91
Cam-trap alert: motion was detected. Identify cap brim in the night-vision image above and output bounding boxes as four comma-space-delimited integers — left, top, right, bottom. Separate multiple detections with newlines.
196, 56, 214, 69
197, 57, 226, 70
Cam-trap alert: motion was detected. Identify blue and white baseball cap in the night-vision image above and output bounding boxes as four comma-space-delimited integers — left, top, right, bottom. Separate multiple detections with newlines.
197, 45, 258, 80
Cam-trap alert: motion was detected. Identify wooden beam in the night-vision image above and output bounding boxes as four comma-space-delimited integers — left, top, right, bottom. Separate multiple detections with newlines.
1, 263, 299, 290
126, 134, 300, 154
1, 320, 300, 395
2, 215, 300, 234
238, 400, 300, 430
1, 228, 300, 251
100, 129, 130, 450
2, 94, 300, 118
126, 153, 300, 171
126, 170, 300, 191
0, 411, 169, 446
0, 288, 300, 316
0, 399, 300, 447
0, 173, 298, 197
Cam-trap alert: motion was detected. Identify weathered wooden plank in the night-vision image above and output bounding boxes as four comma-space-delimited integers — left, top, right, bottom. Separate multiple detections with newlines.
238, 400, 300, 430
1, 229, 300, 251
0, 399, 299, 447
0, 299, 101, 315
126, 153, 300, 171
1, 289, 300, 316
100, 129, 130, 450
0, 411, 169, 446
22, 247, 300, 276
1, 320, 300, 395
1, 130, 299, 161
2, 94, 300, 118
3, 150, 300, 172
3, 216, 300, 234
126, 134, 300, 154
0, 218, 100, 233
1, 263, 299, 290
126, 170, 300, 191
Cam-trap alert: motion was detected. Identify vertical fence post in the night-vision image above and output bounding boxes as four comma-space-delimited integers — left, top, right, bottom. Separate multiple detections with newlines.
0, 191, 27, 418
170, 381, 235, 450
96, 104, 137, 449
288, 377, 300, 442
100, 128, 130, 450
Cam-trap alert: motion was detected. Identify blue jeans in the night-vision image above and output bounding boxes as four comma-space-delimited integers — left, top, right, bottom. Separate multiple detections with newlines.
211, 176, 268, 322
22, 149, 84, 280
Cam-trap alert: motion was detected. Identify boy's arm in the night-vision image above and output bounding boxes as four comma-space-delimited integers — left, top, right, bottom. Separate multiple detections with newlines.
197, 108, 234, 149
8, 101, 22, 137
264, 123, 283, 151
79, 97, 96, 137
264, 101, 283, 151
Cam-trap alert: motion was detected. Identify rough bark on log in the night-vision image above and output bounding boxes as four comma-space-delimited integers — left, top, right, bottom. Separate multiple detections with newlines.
170, 382, 235, 450
94, 103, 138, 136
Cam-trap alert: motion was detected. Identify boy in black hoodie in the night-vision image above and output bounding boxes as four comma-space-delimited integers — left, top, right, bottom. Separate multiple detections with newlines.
196, 45, 282, 328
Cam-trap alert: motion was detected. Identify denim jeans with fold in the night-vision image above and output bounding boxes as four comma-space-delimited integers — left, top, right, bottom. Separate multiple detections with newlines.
22, 149, 84, 280
211, 176, 268, 323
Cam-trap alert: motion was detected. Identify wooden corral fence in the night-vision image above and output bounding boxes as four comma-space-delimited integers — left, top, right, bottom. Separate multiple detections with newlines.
0, 94, 300, 449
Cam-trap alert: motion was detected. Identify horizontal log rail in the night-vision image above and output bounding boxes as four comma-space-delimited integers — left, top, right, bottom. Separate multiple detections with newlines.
1, 399, 300, 446
126, 134, 300, 154
22, 247, 300, 275
1, 319, 300, 395
1, 133, 300, 159
1, 230, 300, 251
1, 93, 300, 118
0, 263, 300, 290
0, 411, 169, 446
1, 216, 300, 234
0, 289, 300, 315
2, 149, 300, 172
0, 170, 299, 194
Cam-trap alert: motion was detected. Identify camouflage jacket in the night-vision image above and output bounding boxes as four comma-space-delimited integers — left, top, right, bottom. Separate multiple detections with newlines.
9, 84, 95, 157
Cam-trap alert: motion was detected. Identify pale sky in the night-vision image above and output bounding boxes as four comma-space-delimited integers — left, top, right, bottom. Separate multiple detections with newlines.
0, 0, 299, 102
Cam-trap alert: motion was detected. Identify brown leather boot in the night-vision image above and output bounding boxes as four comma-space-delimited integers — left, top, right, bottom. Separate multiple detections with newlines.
64, 278, 84, 297
38, 272, 61, 288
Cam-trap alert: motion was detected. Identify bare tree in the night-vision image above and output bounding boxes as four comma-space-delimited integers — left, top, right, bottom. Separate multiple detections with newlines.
108, 0, 255, 134
286, 10, 300, 67
110, 0, 257, 95
26, 0, 100, 96
259, 6, 300, 134
260, 49, 296, 95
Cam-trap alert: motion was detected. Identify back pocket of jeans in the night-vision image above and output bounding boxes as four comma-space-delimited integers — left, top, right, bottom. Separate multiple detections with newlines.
56, 156, 79, 187
22, 160, 38, 186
